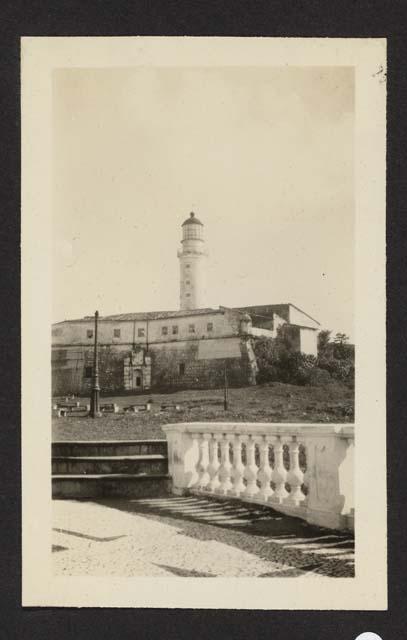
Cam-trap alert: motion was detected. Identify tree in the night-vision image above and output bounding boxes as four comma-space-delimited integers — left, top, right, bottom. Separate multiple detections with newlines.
333, 333, 350, 360
252, 336, 280, 383
317, 330, 332, 357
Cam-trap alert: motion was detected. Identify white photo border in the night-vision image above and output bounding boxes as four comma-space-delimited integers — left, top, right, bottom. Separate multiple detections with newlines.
21, 36, 387, 609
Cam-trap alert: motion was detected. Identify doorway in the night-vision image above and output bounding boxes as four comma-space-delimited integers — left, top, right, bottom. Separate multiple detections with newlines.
132, 368, 142, 390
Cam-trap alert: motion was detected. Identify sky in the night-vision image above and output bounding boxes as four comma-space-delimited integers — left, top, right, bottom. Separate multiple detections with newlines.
52, 66, 354, 339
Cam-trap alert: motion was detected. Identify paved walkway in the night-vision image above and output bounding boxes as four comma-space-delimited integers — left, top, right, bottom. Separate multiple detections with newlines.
53, 496, 354, 578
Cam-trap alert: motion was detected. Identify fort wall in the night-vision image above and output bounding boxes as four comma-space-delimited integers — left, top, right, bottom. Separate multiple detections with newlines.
51, 336, 257, 396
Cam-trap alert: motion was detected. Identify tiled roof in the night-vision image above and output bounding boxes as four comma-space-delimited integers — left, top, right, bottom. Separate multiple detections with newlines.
54, 303, 319, 325
54, 308, 222, 324
103, 308, 219, 321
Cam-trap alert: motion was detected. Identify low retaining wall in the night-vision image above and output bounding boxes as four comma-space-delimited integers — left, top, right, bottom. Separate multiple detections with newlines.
162, 422, 354, 531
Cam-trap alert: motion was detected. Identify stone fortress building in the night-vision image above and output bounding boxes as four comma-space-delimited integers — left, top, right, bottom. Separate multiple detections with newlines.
52, 213, 319, 395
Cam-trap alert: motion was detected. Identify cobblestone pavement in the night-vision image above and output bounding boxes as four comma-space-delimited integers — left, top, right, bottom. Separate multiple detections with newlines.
53, 497, 354, 578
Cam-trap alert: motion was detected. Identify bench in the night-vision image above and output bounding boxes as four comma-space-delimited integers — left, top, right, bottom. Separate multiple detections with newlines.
69, 405, 89, 413
53, 403, 89, 414
179, 398, 223, 408
123, 403, 152, 413
55, 401, 81, 410
53, 408, 69, 418
100, 403, 119, 414
160, 403, 181, 411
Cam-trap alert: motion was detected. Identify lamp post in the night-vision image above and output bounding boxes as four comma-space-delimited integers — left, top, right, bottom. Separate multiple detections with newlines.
90, 310, 102, 418
224, 361, 229, 411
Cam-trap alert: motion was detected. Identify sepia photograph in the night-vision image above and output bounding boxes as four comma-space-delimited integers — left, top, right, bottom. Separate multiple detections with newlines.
22, 37, 386, 609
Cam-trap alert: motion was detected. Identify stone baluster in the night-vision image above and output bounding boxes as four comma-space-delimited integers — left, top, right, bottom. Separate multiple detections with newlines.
215, 435, 233, 495
243, 436, 259, 499
229, 434, 245, 497
205, 434, 221, 493
301, 442, 310, 498
193, 433, 210, 490
269, 436, 288, 504
286, 437, 306, 506
256, 436, 273, 501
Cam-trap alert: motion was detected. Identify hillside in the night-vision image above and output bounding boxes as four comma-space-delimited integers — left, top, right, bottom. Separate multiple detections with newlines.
52, 381, 354, 441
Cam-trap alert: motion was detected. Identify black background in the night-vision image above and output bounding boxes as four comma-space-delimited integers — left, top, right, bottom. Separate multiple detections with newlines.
1, 2, 406, 639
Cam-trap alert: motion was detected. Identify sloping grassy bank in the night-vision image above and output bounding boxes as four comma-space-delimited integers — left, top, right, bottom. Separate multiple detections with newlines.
52, 381, 354, 441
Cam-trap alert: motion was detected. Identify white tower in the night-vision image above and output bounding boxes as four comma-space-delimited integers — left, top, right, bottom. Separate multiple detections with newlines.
177, 212, 208, 310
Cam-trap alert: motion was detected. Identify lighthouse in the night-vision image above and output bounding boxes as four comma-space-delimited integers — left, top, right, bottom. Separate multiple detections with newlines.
177, 212, 208, 310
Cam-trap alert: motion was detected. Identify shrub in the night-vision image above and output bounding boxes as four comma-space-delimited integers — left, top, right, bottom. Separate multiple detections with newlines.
317, 357, 353, 384
317, 330, 333, 358
256, 363, 280, 384
277, 352, 317, 385
253, 332, 354, 389
308, 367, 332, 386
253, 337, 282, 384
253, 338, 318, 386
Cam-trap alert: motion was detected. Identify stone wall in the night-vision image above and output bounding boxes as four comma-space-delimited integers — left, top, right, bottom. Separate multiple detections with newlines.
52, 336, 257, 396
149, 337, 255, 390
52, 347, 86, 396
52, 346, 127, 396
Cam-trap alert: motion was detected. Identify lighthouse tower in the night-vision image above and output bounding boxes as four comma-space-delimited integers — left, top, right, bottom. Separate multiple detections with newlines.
177, 212, 208, 310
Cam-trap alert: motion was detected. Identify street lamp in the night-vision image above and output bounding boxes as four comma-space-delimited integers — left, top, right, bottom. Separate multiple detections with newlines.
224, 360, 229, 411
90, 310, 102, 418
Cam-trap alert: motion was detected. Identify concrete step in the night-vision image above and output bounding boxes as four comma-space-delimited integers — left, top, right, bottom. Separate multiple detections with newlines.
52, 439, 168, 458
52, 454, 168, 476
52, 439, 171, 498
52, 474, 171, 499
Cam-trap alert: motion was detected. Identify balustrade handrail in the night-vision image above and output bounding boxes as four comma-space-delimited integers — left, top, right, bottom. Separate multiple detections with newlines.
163, 421, 354, 440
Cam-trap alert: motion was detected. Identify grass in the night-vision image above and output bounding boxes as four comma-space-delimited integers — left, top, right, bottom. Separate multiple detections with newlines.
52, 381, 354, 442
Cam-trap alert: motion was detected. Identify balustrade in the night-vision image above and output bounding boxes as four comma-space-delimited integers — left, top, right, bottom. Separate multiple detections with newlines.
205, 435, 220, 493
215, 435, 233, 494
256, 436, 273, 501
229, 435, 245, 496
163, 423, 354, 531
286, 438, 306, 506
242, 436, 260, 498
269, 436, 289, 504
193, 433, 210, 490
185, 430, 309, 507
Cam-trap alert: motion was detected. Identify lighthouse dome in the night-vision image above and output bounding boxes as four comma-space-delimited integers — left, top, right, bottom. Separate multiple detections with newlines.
181, 212, 204, 242
182, 212, 203, 226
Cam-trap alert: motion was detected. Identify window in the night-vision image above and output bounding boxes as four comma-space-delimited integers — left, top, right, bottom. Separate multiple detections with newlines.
84, 366, 93, 378
188, 324, 195, 333
138, 328, 145, 338
186, 293, 191, 297
207, 322, 213, 332
87, 329, 93, 339
52, 328, 63, 337
179, 363, 185, 375
172, 325, 178, 335
185, 264, 190, 269
114, 328, 121, 338
185, 280, 190, 285
162, 326, 168, 336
